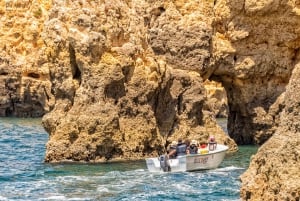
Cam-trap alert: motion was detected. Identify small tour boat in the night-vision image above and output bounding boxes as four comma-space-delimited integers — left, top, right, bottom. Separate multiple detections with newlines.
145, 144, 228, 172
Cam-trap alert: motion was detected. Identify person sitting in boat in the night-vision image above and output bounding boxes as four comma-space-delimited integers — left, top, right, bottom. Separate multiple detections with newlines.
198, 141, 208, 154
168, 138, 188, 157
187, 140, 198, 154
167, 141, 177, 159
176, 138, 187, 156
208, 136, 217, 151
199, 141, 207, 149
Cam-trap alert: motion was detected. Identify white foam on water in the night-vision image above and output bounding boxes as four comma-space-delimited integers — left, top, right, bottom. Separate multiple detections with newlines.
133, 168, 145, 172
96, 186, 110, 193
204, 166, 245, 175
214, 166, 245, 171
171, 182, 189, 192
104, 170, 122, 177
66, 198, 90, 201
0, 196, 8, 201
39, 195, 92, 201
56, 175, 91, 182
38, 195, 66, 200
205, 180, 222, 187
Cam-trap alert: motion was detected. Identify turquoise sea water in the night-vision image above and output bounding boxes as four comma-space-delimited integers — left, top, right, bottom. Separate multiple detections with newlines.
0, 118, 258, 201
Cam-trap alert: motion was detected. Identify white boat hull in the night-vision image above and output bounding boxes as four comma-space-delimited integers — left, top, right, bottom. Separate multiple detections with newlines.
146, 144, 228, 172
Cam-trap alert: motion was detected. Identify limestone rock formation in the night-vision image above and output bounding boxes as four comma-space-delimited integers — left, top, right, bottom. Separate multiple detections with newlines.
211, 0, 300, 199
213, 0, 300, 145
204, 80, 228, 118
240, 64, 300, 201
2, 0, 300, 199
41, 0, 236, 162
0, 0, 54, 117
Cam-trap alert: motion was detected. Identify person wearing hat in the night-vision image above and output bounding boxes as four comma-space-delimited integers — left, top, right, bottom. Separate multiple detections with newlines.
168, 138, 189, 157
167, 141, 178, 159
187, 140, 198, 154
167, 138, 188, 157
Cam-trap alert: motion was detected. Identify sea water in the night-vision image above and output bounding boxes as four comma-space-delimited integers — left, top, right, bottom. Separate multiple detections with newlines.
0, 118, 258, 201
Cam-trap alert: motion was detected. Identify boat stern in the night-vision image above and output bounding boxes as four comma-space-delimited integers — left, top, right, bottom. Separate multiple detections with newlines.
145, 157, 187, 172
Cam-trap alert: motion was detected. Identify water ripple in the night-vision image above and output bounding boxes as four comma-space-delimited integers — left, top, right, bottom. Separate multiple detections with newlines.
0, 118, 258, 201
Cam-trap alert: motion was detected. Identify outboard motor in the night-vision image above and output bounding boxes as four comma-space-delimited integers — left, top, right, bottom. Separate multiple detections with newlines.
159, 154, 171, 172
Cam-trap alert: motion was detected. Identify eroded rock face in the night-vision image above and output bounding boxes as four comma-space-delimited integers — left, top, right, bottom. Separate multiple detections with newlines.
212, 1, 300, 199
213, 0, 300, 145
204, 80, 228, 118
0, 0, 54, 117
41, 0, 236, 162
1, 0, 300, 199
240, 64, 300, 201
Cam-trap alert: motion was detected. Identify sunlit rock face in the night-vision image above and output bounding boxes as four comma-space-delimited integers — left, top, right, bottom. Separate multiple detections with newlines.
1, 0, 300, 199
213, 0, 300, 145
204, 80, 228, 118
212, 0, 300, 199
0, 0, 54, 117
41, 0, 236, 162
240, 64, 300, 201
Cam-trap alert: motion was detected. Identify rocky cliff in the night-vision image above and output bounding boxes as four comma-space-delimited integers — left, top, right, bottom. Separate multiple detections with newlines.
0, 0, 54, 117
213, 0, 300, 145
214, 1, 300, 199
214, 0, 300, 200
1, 0, 300, 200
39, 0, 237, 162
240, 64, 300, 201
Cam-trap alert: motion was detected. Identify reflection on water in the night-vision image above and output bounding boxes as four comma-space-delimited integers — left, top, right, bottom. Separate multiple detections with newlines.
0, 118, 258, 201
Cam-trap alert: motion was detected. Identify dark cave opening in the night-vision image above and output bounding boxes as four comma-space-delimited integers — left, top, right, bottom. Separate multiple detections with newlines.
69, 45, 82, 84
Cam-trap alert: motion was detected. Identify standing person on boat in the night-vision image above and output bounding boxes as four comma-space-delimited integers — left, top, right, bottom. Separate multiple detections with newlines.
167, 141, 177, 159
176, 138, 187, 156
187, 140, 198, 154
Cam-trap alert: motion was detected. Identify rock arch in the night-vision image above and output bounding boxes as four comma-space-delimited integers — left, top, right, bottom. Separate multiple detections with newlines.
210, 0, 300, 145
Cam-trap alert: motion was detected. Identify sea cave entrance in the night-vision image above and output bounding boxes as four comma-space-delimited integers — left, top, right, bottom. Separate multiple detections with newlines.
204, 80, 229, 134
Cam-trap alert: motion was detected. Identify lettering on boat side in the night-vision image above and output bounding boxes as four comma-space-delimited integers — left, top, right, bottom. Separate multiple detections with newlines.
194, 156, 208, 164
